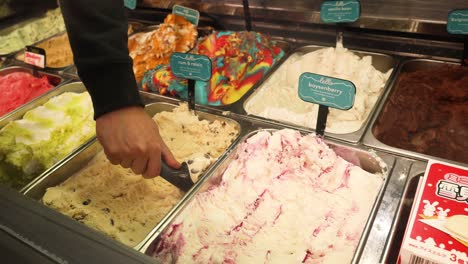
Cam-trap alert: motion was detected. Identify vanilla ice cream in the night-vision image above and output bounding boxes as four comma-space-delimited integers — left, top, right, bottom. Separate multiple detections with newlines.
245, 42, 392, 134
154, 129, 384, 263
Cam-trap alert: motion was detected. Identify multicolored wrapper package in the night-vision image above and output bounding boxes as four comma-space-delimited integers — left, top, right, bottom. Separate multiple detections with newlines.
399, 160, 468, 264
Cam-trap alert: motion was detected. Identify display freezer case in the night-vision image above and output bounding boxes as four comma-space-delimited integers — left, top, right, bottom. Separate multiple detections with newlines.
0, 0, 466, 263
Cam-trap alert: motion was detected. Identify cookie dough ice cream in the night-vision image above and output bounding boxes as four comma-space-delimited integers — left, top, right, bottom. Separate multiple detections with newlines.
42, 104, 239, 247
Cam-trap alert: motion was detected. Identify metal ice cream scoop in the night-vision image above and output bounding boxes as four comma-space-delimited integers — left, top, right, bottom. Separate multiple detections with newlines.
160, 161, 194, 192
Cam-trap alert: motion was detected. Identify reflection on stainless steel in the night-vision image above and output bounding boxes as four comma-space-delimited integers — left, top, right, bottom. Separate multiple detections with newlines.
140, 0, 467, 36
379, 161, 427, 264
359, 158, 419, 264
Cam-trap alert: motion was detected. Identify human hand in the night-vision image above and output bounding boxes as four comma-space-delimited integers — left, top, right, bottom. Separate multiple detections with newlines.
96, 106, 180, 178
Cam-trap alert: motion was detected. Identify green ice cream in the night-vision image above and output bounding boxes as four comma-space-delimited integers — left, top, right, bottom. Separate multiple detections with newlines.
0, 8, 65, 54
0, 92, 95, 189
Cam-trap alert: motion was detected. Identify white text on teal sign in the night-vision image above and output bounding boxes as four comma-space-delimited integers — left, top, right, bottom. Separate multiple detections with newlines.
298, 73, 356, 110
170, 53, 212, 82
320, 0, 360, 23
447, 10, 468, 34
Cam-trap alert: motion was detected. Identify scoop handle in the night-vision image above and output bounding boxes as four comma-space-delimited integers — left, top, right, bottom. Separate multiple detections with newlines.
160, 162, 193, 192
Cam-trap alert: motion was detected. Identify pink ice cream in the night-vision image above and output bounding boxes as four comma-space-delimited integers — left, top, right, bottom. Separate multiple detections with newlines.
153, 129, 384, 263
0, 72, 54, 116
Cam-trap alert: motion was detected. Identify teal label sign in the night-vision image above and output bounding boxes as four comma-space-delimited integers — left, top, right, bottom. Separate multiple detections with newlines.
124, 0, 136, 10
320, 0, 360, 23
447, 10, 468, 34
170, 53, 211, 82
173, 5, 200, 25
298, 73, 356, 110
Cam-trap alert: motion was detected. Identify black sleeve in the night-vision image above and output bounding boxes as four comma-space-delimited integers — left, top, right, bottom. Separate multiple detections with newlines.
59, 0, 143, 119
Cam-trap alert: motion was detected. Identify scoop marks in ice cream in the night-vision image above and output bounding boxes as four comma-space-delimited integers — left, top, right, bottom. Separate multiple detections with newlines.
373, 64, 468, 164
141, 31, 285, 105
245, 42, 392, 134
154, 129, 383, 263
128, 14, 197, 82
42, 104, 239, 247
0, 72, 54, 117
0, 92, 95, 189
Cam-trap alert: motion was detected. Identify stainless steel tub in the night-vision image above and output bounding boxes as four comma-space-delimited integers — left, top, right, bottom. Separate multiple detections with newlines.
0, 82, 89, 191
239, 44, 398, 144
140, 128, 396, 264
138, 36, 293, 109
363, 58, 466, 166
22, 101, 242, 250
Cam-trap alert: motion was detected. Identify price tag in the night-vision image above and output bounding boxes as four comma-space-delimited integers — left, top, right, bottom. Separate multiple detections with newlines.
447, 9, 468, 34
124, 0, 136, 10
298, 73, 355, 110
170, 53, 211, 82
173, 5, 200, 26
320, 0, 360, 23
24, 46, 46, 69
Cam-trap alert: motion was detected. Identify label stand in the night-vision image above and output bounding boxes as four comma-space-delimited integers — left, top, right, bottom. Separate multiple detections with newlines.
316, 105, 329, 136
298, 72, 356, 138
242, 0, 252, 31
188, 79, 196, 111
463, 36, 467, 66
170, 52, 212, 112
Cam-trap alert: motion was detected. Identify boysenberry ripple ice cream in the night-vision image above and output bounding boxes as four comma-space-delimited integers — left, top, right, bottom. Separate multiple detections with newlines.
153, 129, 384, 263
141, 31, 285, 106
42, 104, 239, 247
245, 42, 393, 134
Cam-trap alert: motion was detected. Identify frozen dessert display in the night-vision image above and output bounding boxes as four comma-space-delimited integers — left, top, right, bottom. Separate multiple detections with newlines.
245, 42, 392, 134
0, 8, 65, 55
141, 31, 285, 106
153, 129, 384, 263
42, 104, 239, 247
0, 72, 54, 117
128, 14, 197, 82
16, 33, 73, 68
0, 92, 94, 189
373, 64, 468, 164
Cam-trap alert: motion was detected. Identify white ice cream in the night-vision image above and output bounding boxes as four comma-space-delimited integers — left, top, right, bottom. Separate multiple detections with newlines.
245, 43, 392, 134
154, 129, 384, 263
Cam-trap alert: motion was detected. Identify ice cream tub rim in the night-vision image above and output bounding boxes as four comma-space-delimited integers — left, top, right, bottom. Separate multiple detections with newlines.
12, 31, 72, 71
139, 128, 393, 263
21, 100, 244, 249
0, 65, 65, 122
238, 43, 399, 145
363, 58, 467, 167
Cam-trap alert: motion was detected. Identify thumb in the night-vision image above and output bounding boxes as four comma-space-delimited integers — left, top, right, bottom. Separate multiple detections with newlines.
161, 141, 181, 169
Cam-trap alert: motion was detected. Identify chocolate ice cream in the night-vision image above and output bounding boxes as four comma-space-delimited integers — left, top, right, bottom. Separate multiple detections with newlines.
373, 64, 468, 164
